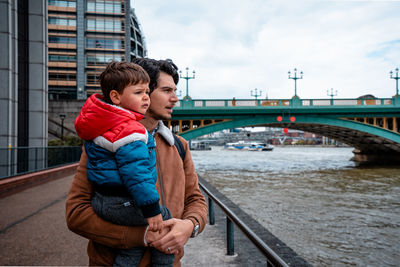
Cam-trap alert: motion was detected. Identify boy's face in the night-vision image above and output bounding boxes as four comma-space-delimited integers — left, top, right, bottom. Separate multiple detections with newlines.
146, 72, 179, 120
111, 82, 150, 114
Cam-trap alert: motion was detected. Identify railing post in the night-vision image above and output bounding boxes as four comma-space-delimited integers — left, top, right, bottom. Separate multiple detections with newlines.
226, 216, 234, 255
11, 147, 15, 176
7, 146, 11, 177
208, 197, 215, 225
35, 147, 38, 170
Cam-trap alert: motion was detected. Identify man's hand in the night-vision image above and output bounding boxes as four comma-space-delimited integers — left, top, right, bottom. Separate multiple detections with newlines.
145, 224, 169, 245
146, 214, 163, 233
149, 218, 193, 255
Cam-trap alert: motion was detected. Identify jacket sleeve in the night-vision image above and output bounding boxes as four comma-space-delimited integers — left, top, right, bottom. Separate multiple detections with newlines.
115, 140, 160, 218
65, 147, 147, 249
179, 138, 208, 233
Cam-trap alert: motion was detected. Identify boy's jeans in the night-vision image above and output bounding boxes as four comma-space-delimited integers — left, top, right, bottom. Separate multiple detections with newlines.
92, 191, 174, 267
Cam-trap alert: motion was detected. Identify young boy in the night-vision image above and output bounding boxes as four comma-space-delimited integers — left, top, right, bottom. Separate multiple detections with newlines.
74, 61, 174, 267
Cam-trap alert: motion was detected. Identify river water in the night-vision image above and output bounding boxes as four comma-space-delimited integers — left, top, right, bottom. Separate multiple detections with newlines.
191, 146, 400, 266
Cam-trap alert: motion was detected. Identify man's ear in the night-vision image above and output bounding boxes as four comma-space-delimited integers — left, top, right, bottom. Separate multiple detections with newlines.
109, 90, 120, 105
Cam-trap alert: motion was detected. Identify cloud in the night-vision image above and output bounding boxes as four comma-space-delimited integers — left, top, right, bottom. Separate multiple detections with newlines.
133, 0, 400, 99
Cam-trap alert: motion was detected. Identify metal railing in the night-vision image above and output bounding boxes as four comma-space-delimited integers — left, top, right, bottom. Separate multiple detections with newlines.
175, 96, 399, 108
198, 177, 289, 267
0, 146, 82, 179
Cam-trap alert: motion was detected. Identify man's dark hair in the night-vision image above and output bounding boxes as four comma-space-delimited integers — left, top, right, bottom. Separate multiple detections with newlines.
98, 61, 150, 104
131, 58, 179, 94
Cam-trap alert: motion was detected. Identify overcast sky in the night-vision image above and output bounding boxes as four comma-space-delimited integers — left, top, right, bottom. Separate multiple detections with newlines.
132, 0, 400, 100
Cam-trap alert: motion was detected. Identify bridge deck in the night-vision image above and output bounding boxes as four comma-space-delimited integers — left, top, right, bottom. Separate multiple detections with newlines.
0, 174, 247, 266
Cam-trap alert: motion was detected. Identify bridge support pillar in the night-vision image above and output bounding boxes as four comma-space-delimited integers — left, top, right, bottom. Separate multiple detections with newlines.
351, 149, 400, 165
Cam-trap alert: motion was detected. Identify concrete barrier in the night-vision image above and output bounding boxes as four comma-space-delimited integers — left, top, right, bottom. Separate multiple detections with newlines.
0, 163, 78, 199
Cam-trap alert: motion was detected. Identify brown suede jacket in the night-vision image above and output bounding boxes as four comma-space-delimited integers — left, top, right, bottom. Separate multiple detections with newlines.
65, 127, 207, 266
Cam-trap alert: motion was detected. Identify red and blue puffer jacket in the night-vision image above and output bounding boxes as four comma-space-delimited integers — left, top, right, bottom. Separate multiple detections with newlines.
75, 94, 160, 218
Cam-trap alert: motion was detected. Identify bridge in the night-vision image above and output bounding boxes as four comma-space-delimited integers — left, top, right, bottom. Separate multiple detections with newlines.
169, 96, 400, 163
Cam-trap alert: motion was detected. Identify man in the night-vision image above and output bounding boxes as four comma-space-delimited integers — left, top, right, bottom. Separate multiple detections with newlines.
66, 58, 207, 266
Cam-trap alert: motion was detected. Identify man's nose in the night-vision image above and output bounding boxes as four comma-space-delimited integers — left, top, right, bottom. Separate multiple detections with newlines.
171, 92, 179, 102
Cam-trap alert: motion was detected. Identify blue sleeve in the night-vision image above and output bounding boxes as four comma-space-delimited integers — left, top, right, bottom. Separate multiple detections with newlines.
115, 138, 160, 217
84, 141, 121, 186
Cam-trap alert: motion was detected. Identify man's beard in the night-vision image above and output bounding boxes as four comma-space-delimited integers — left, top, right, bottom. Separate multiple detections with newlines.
146, 108, 171, 121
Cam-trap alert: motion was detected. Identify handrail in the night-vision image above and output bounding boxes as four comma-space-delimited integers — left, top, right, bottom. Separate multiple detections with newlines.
175, 96, 399, 108
198, 178, 289, 267
0, 146, 82, 179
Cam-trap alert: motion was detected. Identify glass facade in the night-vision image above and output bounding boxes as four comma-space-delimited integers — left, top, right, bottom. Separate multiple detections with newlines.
49, 73, 76, 81
86, 54, 123, 66
48, 0, 76, 7
87, 18, 122, 31
87, 38, 123, 49
49, 55, 76, 62
48, 0, 147, 99
86, 72, 98, 84
49, 36, 76, 44
87, 0, 122, 13
48, 17, 76, 26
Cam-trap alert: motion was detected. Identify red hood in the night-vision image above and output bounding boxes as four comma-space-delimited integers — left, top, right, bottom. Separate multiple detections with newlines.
75, 94, 145, 140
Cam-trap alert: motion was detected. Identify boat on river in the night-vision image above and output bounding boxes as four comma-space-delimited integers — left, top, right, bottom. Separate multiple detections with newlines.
224, 141, 274, 151
190, 140, 212, 150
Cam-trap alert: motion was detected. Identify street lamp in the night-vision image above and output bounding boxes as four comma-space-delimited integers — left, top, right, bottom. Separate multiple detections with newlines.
250, 88, 262, 100
288, 68, 303, 98
179, 67, 195, 99
59, 114, 66, 141
327, 88, 338, 99
390, 67, 399, 96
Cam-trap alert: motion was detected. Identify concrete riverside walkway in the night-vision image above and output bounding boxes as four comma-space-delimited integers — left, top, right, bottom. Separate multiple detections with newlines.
0, 174, 244, 266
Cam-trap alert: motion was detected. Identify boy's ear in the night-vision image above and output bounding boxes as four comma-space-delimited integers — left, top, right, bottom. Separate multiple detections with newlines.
109, 90, 120, 105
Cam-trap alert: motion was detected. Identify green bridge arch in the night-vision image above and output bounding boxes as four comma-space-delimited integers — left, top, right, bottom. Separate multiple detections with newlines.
179, 115, 400, 157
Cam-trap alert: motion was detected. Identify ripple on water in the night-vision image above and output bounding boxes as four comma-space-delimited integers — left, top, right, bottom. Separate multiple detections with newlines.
193, 146, 400, 266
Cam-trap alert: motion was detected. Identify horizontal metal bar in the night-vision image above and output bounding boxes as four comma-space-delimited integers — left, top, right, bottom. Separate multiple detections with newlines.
0, 146, 82, 180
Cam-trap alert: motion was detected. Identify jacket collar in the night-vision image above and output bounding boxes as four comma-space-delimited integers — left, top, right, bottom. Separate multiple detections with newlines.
156, 121, 175, 146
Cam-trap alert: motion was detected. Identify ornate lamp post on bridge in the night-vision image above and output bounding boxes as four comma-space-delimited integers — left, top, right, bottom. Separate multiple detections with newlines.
179, 67, 195, 100
250, 88, 262, 100
390, 67, 399, 96
327, 88, 338, 99
288, 68, 303, 98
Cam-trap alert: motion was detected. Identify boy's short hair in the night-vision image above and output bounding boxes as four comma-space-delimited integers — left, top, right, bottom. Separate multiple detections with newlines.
98, 61, 150, 104
131, 58, 179, 94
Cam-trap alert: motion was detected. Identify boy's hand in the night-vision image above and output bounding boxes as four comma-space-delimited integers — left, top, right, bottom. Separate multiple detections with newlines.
147, 214, 163, 232
149, 218, 193, 255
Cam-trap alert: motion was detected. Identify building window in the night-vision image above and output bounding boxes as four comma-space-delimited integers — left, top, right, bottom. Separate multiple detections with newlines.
49, 36, 76, 44
135, 31, 142, 43
48, 0, 76, 8
49, 55, 76, 62
87, 0, 122, 13
86, 73, 99, 84
87, 18, 122, 31
138, 46, 144, 57
49, 73, 76, 81
49, 88, 77, 100
86, 54, 123, 66
49, 17, 76, 27
87, 38, 123, 49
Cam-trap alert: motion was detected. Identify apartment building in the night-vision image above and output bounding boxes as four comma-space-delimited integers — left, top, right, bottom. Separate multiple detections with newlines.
48, 0, 147, 100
